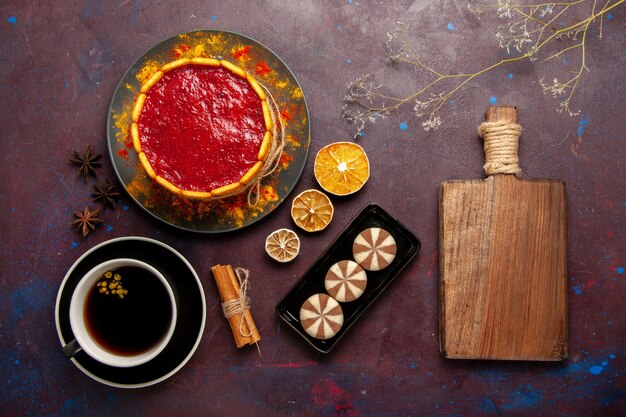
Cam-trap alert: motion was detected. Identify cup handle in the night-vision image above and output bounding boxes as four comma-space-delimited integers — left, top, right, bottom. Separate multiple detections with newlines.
62, 339, 82, 358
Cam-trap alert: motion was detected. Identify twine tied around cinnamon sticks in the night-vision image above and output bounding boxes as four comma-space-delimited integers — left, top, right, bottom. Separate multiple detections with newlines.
211, 264, 261, 349
478, 120, 522, 176
221, 267, 253, 338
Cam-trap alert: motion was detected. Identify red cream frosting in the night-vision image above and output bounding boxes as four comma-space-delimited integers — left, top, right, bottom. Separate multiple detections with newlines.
137, 65, 265, 192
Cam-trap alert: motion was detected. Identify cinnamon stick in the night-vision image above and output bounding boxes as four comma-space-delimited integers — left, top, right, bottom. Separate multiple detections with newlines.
211, 264, 261, 348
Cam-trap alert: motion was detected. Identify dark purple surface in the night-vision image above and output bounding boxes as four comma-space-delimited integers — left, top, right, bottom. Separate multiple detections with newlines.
1, 1, 624, 416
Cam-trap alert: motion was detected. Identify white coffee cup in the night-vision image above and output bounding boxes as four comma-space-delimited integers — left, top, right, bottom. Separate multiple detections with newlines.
64, 258, 177, 368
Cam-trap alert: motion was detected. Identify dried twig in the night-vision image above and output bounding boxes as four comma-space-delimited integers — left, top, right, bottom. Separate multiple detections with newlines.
342, 0, 622, 136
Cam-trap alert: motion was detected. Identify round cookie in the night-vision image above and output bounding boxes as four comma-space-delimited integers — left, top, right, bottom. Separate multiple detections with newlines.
299, 293, 344, 340
352, 227, 397, 271
325, 260, 367, 302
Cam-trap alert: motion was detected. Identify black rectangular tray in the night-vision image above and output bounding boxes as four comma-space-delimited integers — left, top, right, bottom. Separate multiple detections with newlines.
276, 202, 421, 353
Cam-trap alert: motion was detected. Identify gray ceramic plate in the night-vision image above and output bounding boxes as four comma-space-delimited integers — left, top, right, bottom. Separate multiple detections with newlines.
107, 30, 310, 233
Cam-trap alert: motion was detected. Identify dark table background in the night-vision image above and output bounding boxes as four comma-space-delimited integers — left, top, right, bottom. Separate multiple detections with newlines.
1, 1, 624, 416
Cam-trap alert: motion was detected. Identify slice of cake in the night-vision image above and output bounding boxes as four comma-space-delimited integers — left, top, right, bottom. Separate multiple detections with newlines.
131, 58, 273, 200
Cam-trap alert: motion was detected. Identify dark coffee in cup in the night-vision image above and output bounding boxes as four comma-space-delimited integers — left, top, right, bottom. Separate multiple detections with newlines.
85, 266, 173, 356
67, 258, 177, 368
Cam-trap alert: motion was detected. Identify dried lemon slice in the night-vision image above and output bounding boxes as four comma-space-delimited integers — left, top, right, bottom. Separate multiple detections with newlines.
291, 189, 334, 232
265, 228, 300, 263
314, 141, 370, 196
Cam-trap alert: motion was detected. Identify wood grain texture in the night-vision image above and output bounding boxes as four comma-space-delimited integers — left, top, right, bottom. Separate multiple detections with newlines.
439, 107, 568, 360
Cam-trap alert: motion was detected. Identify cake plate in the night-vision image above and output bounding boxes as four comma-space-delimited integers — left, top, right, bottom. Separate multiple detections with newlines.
107, 30, 310, 233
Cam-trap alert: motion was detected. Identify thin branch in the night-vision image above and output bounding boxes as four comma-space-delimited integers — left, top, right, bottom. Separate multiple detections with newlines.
343, 0, 623, 136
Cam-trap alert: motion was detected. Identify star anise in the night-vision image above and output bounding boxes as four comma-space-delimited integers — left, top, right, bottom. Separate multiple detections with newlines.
71, 206, 103, 237
69, 145, 102, 180
92, 180, 120, 209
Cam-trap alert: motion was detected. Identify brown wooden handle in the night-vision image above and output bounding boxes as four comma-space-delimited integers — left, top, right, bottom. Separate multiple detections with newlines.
479, 106, 522, 176
485, 106, 518, 123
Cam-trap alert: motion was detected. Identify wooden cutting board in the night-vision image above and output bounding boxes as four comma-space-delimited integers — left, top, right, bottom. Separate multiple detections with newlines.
439, 106, 568, 360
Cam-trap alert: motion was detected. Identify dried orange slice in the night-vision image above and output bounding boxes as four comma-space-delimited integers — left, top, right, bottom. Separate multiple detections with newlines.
265, 228, 300, 263
314, 141, 370, 196
291, 189, 334, 232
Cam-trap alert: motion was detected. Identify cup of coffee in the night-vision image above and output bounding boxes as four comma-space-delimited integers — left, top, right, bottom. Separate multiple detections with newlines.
63, 258, 177, 368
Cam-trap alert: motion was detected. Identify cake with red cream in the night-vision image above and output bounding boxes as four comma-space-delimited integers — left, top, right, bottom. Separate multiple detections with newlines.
131, 57, 273, 200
